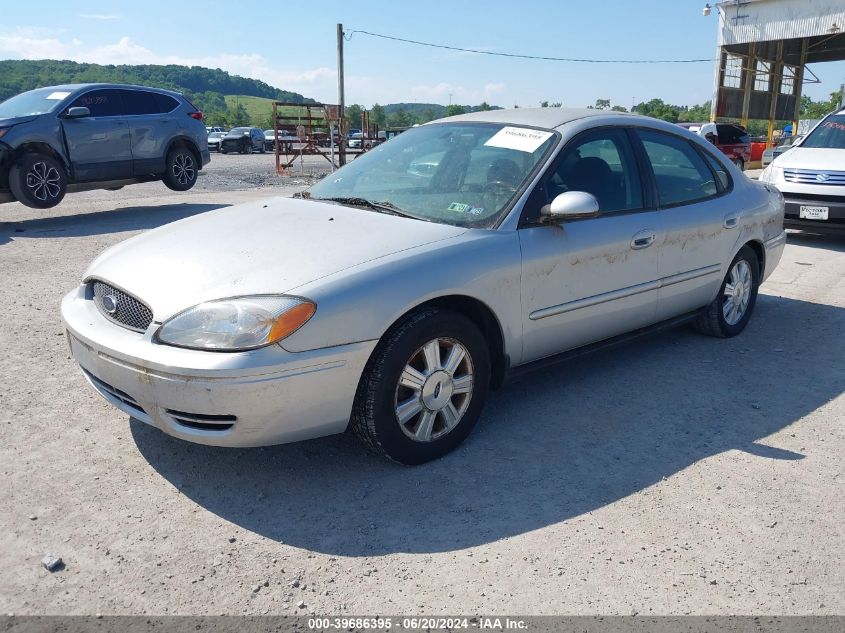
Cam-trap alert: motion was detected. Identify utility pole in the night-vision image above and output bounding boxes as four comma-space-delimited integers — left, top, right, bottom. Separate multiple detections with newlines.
337, 23, 347, 166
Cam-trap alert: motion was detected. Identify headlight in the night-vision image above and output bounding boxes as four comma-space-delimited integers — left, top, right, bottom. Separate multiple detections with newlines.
760, 165, 782, 183
155, 295, 315, 351
0, 128, 7, 139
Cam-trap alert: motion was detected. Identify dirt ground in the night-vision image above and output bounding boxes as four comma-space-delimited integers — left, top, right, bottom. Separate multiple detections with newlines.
0, 157, 843, 615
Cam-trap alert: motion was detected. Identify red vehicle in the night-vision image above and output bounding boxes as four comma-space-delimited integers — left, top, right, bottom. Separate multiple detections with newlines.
678, 122, 752, 171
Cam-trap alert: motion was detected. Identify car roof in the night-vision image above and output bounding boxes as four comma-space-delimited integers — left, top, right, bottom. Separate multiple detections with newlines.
28, 83, 183, 98
431, 107, 636, 130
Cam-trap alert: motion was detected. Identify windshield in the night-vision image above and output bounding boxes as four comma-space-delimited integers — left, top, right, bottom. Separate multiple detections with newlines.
307, 122, 557, 228
0, 87, 72, 118
801, 115, 845, 149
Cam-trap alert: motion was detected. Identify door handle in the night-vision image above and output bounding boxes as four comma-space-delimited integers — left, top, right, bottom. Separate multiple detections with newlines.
631, 230, 656, 250
723, 214, 739, 229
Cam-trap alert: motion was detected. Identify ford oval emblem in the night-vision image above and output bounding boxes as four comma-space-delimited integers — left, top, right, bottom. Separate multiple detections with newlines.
816, 173, 830, 182
102, 295, 118, 315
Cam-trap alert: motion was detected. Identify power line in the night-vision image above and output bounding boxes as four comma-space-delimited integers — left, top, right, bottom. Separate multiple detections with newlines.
345, 29, 715, 64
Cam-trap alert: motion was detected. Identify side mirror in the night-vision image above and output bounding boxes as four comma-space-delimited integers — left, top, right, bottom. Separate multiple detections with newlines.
540, 191, 600, 222
64, 107, 90, 119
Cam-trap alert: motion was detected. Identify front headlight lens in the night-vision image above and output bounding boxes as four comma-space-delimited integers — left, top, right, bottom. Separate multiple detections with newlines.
760, 165, 783, 183
155, 295, 315, 351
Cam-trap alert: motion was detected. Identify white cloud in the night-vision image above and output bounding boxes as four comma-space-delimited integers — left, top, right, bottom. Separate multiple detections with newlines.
79, 13, 121, 20
0, 30, 342, 101
409, 81, 505, 105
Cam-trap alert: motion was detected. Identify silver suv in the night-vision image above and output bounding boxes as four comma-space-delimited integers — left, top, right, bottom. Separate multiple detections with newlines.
0, 83, 211, 209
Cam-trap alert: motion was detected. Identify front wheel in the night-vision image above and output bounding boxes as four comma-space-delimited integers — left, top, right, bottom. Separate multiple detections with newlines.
9, 153, 67, 209
693, 245, 759, 338
351, 308, 490, 465
162, 147, 198, 192
734, 157, 745, 171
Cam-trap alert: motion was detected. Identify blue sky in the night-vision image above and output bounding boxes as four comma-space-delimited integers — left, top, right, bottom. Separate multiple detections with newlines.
2, 0, 844, 108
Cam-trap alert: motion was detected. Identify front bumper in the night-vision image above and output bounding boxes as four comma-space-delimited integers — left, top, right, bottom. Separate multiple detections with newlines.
783, 194, 845, 233
61, 285, 376, 447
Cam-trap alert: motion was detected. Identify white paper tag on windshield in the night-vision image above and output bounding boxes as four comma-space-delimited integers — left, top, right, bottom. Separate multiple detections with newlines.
46, 91, 71, 100
484, 126, 554, 153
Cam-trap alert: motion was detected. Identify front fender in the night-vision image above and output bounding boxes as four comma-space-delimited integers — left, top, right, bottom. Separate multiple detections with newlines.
280, 230, 525, 363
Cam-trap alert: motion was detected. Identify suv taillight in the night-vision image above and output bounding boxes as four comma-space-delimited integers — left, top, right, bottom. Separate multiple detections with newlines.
189, 111, 203, 121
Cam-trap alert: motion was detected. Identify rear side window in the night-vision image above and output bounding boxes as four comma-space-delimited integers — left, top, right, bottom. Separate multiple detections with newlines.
638, 129, 718, 207
121, 90, 158, 115
700, 149, 731, 191
68, 89, 123, 117
153, 93, 179, 113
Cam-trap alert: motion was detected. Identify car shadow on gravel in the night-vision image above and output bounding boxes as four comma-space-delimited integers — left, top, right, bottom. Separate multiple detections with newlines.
786, 231, 845, 252
0, 203, 227, 245
132, 293, 844, 555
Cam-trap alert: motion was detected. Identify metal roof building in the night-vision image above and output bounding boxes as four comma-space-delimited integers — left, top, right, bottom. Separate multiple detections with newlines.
710, 0, 845, 139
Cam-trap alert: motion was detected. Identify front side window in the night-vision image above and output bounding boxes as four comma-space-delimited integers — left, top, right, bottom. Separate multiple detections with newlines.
800, 115, 845, 149
536, 128, 644, 214
307, 123, 557, 228
68, 89, 123, 117
638, 129, 718, 206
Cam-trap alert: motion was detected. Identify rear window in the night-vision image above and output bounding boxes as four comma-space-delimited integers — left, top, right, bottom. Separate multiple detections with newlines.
121, 90, 158, 115
801, 114, 845, 149
638, 129, 719, 207
153, 93, 179, 113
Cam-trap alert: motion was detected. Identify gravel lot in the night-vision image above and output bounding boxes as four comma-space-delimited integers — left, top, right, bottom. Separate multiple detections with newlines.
0, 158, 843, 615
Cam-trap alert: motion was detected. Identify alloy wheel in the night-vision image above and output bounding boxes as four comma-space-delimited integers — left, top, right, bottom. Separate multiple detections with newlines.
172, 153, 196, 185
26, 161, 61, 202
394, 337, 474, 443
723, 259, 752, 325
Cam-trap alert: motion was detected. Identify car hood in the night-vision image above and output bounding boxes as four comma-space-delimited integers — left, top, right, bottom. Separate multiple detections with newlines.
0, 114, 39, 128
773, 147, 845, 170
85, 197, 468, 321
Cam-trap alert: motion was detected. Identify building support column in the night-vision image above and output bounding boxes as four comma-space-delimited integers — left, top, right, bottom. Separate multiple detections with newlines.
740, 42, 756, 129
792, 38, 808, 136
767, 40, 785, 144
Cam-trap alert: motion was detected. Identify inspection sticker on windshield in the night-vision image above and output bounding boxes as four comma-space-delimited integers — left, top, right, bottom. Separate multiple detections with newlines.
46, 91, 71, 100
484, 126, 553, 153
448, 202, 471, 213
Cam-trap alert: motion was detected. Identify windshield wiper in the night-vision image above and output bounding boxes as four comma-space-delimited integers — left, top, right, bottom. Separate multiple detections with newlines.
310, 196, 418, 219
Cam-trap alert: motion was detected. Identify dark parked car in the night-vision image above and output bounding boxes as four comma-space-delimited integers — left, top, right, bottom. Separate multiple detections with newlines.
0, 83, 210, 209
220, 127, 265, 154
678, 122, 751, 171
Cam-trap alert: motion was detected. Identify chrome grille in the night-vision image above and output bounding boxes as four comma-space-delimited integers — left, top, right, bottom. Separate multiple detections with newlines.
783, 168, 845, 186
92, 281, 153, 332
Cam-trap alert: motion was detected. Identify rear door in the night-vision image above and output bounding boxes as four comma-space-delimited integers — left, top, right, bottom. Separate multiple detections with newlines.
634, 128, 739, 320
121, 89, 178, 176
61, 89, 132, 181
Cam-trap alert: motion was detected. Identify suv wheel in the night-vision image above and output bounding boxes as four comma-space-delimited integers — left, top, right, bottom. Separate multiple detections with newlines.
9, 153, 67, 209
733, 157, 745, 171
350, 308, 490, 465
162, 147, 198, 192
242, 142, 252, 155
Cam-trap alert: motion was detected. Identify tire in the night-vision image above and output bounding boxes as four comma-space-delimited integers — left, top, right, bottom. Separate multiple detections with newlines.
8, 153, 66, 209
259, 144, 266, 154
242, 142, 252, 155
734, 157, 745, 171
220, 147, 228, 154
162, 146, 198, 192
693, 245, 760, 338
350, 308, 491, 465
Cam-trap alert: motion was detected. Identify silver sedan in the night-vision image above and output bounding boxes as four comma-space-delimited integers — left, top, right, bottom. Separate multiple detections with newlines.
62, 108, 786, 464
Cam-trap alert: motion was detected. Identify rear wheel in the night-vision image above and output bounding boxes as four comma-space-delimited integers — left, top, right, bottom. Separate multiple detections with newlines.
162, 147, 198, 192
351, 308, 490, 465
9, 153, 66, 209
693, 245, 759, 338
733, 157, 745, 171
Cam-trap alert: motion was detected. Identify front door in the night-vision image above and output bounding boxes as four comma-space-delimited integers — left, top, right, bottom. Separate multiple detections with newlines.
518, 127, 662, 363
61, 89, 133, 181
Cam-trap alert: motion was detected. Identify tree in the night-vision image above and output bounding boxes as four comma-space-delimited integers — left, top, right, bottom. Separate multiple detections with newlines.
370, 103, 386, 127
801, 88, 843, 119
540, 100, 549, 108
594, 99, 611, 110
225, 103, 250, 127
345, 103, 364, 129
632, 98, 680, 122
387, 108, 415, 128
478, 101, 492, 111
444, 104, 466, 117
